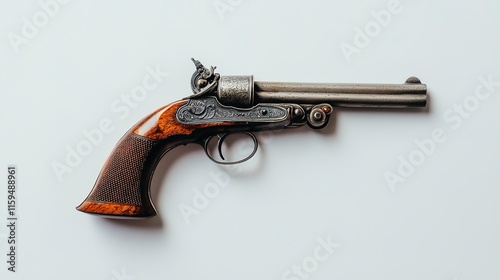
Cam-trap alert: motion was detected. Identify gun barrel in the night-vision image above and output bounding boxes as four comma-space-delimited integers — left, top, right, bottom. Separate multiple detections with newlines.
216, 76, 426, 108
253, 78, 426, 108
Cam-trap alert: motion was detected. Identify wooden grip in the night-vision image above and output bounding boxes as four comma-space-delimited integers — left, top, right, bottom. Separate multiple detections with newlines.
76, 133, 163, 217
77, 100, 235, 218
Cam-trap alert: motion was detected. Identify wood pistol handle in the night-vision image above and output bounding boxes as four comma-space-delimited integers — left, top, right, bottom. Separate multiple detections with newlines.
76, 100, 235, 218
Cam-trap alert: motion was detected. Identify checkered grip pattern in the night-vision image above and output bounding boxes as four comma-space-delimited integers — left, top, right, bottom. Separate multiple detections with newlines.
86, 134, 160, 206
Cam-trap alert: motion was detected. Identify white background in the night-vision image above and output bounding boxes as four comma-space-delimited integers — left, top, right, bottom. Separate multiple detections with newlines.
1, 0, 500, 279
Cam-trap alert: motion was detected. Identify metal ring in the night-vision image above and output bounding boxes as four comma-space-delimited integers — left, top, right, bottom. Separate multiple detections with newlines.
203, 132, 259, 165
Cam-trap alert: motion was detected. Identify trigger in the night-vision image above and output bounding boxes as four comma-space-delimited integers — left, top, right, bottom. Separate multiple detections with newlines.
202, 132, 258, 165
217, 133, 228, 160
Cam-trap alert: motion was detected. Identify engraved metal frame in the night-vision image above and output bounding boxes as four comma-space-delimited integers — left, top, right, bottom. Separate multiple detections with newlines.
176, 97, 289, 125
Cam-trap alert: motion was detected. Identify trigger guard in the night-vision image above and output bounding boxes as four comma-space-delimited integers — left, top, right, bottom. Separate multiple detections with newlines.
202, 132, 258, 165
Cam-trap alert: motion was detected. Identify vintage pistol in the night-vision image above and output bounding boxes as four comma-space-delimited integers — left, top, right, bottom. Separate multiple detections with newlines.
77, 59, 427, 218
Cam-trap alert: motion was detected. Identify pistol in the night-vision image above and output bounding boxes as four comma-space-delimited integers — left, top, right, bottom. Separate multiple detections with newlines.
77, 59, 427, 218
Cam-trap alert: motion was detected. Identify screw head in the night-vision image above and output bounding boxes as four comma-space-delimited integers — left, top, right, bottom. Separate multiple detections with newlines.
322, 106, 332, 114
313, 111, 323, 120
197, 79, 207, 88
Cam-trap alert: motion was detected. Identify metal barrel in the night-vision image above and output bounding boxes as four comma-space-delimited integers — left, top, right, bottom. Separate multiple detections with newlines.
216, 76, 427, 108
253, 77, 427, 108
